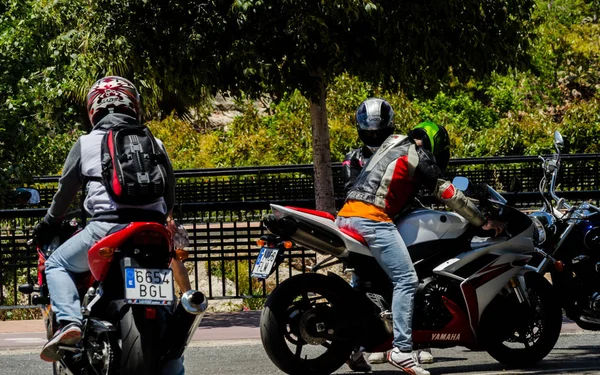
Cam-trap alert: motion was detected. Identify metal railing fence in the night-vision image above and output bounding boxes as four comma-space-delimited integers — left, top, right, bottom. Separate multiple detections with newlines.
2, 154, 600, 309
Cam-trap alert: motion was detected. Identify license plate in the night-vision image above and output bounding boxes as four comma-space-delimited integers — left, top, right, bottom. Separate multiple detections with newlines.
251, 247, 279, 279
124, 267, 174, 305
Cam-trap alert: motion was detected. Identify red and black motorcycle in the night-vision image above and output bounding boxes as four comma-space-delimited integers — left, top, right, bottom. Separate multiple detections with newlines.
20, 212, 206, 375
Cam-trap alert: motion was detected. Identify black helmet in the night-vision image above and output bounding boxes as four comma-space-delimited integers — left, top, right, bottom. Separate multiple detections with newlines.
409, 121, 451, 171
355, 98, 395, 148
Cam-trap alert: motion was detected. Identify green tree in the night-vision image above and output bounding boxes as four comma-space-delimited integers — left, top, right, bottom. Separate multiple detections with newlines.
231, 0, 535, 212
0, 0, 85, 191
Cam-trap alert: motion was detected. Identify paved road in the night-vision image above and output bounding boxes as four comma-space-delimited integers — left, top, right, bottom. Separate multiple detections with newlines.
0, 333, 599, 374
1, 312, 598, 374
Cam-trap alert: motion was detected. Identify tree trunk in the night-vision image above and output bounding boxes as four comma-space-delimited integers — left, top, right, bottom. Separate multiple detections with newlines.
309, 75, 335, 214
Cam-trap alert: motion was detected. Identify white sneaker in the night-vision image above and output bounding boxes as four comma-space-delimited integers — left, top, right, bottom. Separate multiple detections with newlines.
367, 351, 387, 364
387, 347, 430, 375
416, 348, 434, 364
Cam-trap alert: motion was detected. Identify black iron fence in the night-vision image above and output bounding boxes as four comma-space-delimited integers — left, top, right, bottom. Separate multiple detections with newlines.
2, 154, 600, 309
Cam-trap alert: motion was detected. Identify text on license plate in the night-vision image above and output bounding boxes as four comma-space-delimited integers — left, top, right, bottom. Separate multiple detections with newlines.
251, 247, 279, 279
124, 267, 174, 305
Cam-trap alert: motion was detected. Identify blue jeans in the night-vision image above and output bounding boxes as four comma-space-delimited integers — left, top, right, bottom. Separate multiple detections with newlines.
45, 220, 185, 373
336, 216, 418, 352
45, 221, 117, 324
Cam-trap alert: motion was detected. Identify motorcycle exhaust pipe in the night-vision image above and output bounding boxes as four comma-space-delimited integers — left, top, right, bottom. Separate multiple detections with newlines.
165, 290, 208, 359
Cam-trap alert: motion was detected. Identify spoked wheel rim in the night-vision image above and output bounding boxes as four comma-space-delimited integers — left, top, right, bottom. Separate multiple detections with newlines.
261, 273, 356, 374
282, 291, 342, 361
86, 332, 115, 375
483, 274, 562, 367
501, 288, 547, 350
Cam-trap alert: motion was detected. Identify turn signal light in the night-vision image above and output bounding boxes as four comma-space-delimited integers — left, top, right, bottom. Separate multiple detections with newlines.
175, 249, 189, 261
256, 239, 266, 247
283, 241, 293, 249
98, 247, 115, 258
554, 260, 565, 272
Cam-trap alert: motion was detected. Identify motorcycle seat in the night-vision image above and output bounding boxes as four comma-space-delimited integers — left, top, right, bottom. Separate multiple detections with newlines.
106, 223, 129, 236
285, 206, 335, 221
340, 227, 368, 246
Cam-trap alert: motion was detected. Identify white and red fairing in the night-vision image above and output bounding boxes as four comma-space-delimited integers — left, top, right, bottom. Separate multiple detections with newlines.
270, 203, 535, 343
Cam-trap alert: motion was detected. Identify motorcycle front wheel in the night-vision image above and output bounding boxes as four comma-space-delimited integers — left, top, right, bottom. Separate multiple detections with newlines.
481, 272, 562, 367
260, 273, 355, 375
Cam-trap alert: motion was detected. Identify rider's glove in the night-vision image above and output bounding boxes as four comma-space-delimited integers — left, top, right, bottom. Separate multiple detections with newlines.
32, 218, 60, 246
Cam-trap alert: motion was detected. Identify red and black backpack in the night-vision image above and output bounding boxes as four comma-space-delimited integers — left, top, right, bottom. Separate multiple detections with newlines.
100, 124, 168, 205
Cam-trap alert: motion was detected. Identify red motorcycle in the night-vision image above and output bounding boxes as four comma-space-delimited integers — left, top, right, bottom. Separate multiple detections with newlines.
20, 212, 206, 375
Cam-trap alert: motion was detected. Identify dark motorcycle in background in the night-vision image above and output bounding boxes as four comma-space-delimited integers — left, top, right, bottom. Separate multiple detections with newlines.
18, 199, 207, 375
529, 131, 600, 331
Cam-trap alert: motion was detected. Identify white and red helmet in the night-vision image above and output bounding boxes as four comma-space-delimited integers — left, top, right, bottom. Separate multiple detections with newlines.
86, 76, 141, 127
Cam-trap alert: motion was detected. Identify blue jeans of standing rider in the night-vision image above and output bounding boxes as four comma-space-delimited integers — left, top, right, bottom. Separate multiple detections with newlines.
45, 220, 185, 375
336, 216, 419, 352
45, 221, 117, 325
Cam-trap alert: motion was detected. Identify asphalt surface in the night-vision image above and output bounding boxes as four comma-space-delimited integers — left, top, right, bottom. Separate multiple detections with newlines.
0, 312, 598, 375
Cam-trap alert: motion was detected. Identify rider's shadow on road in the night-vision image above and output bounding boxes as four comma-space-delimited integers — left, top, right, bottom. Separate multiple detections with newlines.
200, 310, 261, 328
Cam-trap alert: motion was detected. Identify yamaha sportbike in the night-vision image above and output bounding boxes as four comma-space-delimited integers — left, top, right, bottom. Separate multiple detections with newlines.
252, 180, 562, 374
529, 131, 600, 331
20, 213, 207, 375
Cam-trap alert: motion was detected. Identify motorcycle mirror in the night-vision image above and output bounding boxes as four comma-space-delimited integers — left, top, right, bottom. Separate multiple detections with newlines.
554, 130, 564, 148
12, 188, 41, 205
452, 176, 470, 191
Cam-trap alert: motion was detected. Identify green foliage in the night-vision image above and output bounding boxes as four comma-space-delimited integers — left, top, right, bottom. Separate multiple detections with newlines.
1, 0, 227, 195
209, 259, 263, 297
2, 0, 600, 184
210, 91, 313, 167
147, 115, 218, 170
559, 97, 600, 153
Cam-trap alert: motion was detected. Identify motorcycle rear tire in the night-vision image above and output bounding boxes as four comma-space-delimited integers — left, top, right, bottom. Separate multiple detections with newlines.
483, 272, 562, 367
119, 306, 162, 375
260, 273, 355, 375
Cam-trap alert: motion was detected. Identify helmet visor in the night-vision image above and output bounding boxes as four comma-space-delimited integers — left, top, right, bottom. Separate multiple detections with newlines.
358, 128, 393, 148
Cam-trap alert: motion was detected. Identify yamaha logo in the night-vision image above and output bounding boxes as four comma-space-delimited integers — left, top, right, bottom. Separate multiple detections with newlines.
431, 333, 461, 341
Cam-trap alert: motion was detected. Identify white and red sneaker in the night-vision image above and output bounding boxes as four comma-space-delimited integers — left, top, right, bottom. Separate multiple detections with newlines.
387, 347, 430, 375
40, 322, 82, 362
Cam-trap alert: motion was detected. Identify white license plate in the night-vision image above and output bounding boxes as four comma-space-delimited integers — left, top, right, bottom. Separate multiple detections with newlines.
251, 247, 279, 279
124, 267, 174, 305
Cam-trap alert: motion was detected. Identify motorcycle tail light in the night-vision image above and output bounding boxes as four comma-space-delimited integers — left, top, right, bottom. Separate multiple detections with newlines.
131, 231, 168, 246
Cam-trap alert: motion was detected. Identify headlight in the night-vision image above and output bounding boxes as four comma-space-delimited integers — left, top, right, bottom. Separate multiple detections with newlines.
528, 212, 555, 246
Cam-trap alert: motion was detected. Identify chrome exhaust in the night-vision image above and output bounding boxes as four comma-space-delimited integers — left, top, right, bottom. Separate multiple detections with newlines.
165, 290, 208, 359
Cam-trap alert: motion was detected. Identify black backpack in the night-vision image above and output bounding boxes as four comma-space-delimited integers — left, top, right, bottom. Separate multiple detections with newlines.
100, 124, 168, 205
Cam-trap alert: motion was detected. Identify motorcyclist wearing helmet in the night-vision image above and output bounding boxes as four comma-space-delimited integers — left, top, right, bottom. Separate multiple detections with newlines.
344, 99, 434, 371
337, 120, 504, 375
34, 77, 189, 371
342, 97, 395, 195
